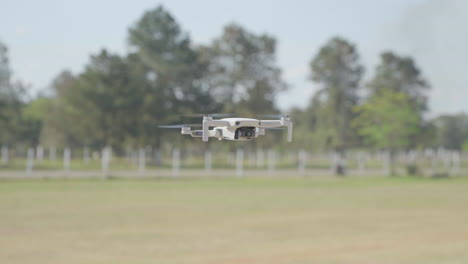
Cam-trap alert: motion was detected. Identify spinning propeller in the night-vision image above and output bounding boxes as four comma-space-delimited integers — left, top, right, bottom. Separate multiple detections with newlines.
184, 113, 235, 118
158, 124, 202, 129
258, 114, 290, 119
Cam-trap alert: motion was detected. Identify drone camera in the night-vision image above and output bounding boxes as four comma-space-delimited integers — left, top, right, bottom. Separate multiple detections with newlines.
192, 131, 203, 137
235, 127, 256, 140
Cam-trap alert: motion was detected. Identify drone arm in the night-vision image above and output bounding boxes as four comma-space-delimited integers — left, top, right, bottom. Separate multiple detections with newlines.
202, 119, 230, 142
181, 127, 191, 135
259, 119, 293, 142
258, 120, 283, 128
255, 127, 265, 137
202, 120, 209, 142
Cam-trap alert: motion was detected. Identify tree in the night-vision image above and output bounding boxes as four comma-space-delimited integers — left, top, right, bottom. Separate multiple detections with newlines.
0, 41, 13, 143
41, 71, 84, 147
0, 41, 10, 89
353, 90, 421, 175
367, 52, 429, 112
308, 37, 363, 174
18, 97, 51, 146
433, 113, 468, 150
200, 24, 286, 116
81, 50, 143, 148
128, 5, 217, 147
0, 41, 26, 145
45, 51, 143, 149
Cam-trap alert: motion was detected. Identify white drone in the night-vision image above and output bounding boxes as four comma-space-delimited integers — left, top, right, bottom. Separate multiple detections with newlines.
159, 114, 293, 142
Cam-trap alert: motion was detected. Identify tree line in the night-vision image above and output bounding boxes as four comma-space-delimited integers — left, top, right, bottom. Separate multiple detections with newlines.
1, 5, 467, 166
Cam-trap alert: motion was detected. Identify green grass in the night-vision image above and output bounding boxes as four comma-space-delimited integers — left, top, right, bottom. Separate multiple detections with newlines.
1, 176, 468, 264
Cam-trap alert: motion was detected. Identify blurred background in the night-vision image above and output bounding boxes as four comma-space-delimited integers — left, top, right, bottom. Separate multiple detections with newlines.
1, 0, 468, 176
2, 1, 468, 264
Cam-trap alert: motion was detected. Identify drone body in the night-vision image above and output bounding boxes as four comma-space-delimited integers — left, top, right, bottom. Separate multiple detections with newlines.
160, 114, 293, 142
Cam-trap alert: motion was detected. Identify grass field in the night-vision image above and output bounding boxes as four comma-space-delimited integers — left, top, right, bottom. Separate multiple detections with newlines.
1, 176, 468, 264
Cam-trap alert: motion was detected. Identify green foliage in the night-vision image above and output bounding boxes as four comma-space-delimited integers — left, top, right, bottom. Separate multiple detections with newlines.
353, 90, 421, 149
307, 37, 363, 150
200, 24, 286, 116
0, 40, 27, 145
0, 41, 10, 88
433, 113, 468, 150
0, 7, 463, 154
22, 97, 50, 120
367, 52, 429, 112
463, 141, 468, 152
17, 97, 52, 146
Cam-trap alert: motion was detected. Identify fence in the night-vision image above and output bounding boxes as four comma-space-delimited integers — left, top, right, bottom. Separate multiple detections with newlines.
0, 145, 466, 178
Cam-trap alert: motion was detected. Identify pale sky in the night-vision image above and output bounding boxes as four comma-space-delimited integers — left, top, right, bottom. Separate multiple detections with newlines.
1, 0, 467, 115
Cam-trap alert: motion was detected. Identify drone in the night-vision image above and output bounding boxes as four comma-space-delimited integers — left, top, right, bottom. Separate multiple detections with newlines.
159, 114, 293, 142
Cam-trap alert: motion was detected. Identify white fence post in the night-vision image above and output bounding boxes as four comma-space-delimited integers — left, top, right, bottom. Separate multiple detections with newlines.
248, 151, 256, 168
298, 150, 306, 176
431, 149, 438, 174
26, 148, 34, 174
1, 146, 8, 165
451, 151, 460, 175
64, 148, 71, 172
138, 148, 146, 175
443, 150, 450, 171
172, 148, 180, 177
36, 145, 44, 161
125, 146, 131, 161
101, 147, 111, 177
236, 149, 244, 177
268, 150, 275, 176
205, 151, 212, 175
154, 149, 162, 166
256, 149, 264, 168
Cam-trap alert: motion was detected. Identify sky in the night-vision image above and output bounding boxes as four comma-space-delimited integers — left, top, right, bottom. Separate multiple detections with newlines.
1, 0, 467, 115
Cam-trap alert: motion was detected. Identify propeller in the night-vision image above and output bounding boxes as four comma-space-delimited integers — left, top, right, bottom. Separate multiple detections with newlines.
185, 113, 235, 118
258, 114, 290, 119
264, 127, 287, 130
158, 124, 202, 129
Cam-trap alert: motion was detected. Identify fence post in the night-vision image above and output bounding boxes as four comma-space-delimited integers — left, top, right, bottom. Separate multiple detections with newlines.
154, 149, 162, 166
268, 150, 275, 176
450, 151, 460, 175
256, 149, 264, 168
298, 150, 306, 176
248, 151, 256, 168
172, 148, 180, 177
431, 149, 438, 174
443, 149, 450, 171
64, 148, 71, 173
138, 148, 146, 175
36, 145, 44, 161
236, 149, 244, 177
26, 148, 34, 175
205, 150, 212, 175
101, 147, 110, 178
1, 146, 8, 165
